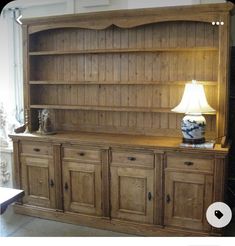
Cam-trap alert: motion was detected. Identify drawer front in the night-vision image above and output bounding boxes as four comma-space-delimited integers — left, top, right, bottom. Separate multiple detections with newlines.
21, 142, 52, 156
167, 154, 213, 172
111, 150, 154, 168
63, 147, 101, 163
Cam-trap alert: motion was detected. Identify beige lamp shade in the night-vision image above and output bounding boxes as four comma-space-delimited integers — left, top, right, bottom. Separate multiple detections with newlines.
171, 80, 215, 114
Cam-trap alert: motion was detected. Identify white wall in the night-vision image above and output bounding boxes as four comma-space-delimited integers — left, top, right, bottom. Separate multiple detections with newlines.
0, 15, 11, 105
2, 0, 227, 18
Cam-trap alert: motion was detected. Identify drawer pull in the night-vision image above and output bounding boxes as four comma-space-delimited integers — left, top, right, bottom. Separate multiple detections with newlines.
184, 161, 194, 166
166, 194, 171, 203
128, 157, 136, 161
148, 192, 152, 201
33, 148, 40, 152
79, 152, 85, 156
64, 182, 69, 190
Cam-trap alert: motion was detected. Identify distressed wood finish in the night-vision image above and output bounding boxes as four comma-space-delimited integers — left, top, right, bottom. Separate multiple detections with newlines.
53, 144, 63, 210
14, 203, 214, 236
20, 155, 56, 208
12, 139, 21, 189
10, 132, 228, 236
62, 161, 102, 216
110, 165, 154, 224
23, 2, 233, 33
164, 171, 213, 231
27, 19, 221, 138
10, 2, 233, 237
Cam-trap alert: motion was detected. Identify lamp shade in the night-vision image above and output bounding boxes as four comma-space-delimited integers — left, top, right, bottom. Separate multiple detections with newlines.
171, 80, 215, 114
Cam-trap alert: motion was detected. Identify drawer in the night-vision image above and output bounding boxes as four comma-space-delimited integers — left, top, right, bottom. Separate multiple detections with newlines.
21, 142, 52, 156
167, 154, 213, 172
111, 150, 154, 168
63, 147, 101, 163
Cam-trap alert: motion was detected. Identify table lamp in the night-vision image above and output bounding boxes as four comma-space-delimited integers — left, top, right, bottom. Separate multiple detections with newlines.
171, 80, 215, 144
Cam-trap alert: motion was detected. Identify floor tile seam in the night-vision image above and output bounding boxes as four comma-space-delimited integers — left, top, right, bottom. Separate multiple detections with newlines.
6, 217, 35, 237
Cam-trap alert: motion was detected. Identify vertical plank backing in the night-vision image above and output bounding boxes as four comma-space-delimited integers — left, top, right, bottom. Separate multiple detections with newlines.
28, 21, 219, 138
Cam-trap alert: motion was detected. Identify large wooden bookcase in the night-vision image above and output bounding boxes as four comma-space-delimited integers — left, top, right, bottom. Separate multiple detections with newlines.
10, 3, 233, 236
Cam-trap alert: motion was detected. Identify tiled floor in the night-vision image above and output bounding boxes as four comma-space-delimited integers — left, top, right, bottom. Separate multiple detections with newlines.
0, 205, 131, 237
1, 205, 235, 237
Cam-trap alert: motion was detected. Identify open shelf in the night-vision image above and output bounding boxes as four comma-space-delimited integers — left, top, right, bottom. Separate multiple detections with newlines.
29, 80, 218, 86
26, 20, 220, 138
30, 104, 217, 115
29, 47, 218, 56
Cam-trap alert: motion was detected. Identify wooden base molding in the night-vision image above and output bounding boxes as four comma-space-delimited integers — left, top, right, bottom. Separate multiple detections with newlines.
13, 204, 215, 237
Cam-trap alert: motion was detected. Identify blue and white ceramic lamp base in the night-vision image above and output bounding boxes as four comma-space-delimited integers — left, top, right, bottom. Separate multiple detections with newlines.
181, 114, 206, 144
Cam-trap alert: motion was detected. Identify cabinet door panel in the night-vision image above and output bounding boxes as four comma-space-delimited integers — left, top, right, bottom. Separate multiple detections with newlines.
70, 171, 95, 206
111, 167, 154, 224
28, 165, 49, 198
164, 171, 212, 231
63, 161, 102, 216
21, 156, 56, 208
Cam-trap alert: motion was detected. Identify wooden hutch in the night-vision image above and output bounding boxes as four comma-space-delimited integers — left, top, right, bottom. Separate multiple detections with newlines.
10, 2, 234, 236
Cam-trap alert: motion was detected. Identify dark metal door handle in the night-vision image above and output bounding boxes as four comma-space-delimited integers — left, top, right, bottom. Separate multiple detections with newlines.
166, 194, 171, 203
33, 148, 40, 152
128, 157, 136, 161
64, 182, 68, 190
50, 179, 54, 187
79, 152, 85, 156
148, 192, 152, 201
184, 161, 194, 166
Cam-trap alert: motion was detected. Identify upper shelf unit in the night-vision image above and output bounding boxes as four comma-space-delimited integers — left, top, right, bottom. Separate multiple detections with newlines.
23, 2, 233, 138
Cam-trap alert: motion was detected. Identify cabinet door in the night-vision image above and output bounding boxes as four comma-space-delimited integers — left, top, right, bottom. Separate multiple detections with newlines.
62, 161, 102, 216
21, 156, 56, 208
164, 171, 212, 231
110, 167, 154, 224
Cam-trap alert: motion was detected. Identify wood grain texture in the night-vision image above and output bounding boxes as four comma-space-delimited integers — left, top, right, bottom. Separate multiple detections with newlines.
13, 204, 214, 236
23, 2, 234, 33
53, 144, 63, 210
12, 139, 21, 189
164, 171, 212, 231
20, 155, 56, 208
62, 160, 102, 216
27, 19, 222, 139
110, 165, 154, 224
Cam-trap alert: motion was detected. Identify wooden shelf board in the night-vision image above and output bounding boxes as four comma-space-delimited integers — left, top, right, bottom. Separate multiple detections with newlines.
29, 80, 218, 86
30, 104, 216, 115
29, 47, 218, 56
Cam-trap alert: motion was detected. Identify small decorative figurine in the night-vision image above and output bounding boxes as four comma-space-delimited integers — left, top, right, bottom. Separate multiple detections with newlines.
37, 109, 56, 135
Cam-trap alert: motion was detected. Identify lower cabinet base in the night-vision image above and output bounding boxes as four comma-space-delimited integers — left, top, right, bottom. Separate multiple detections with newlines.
13, 204, 220, 237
